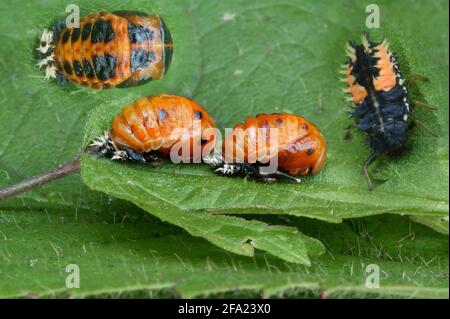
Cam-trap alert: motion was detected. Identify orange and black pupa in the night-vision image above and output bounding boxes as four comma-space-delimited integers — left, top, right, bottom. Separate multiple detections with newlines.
89, 95, 217, 164
204, 113, 327, 182
36, 11, 173, 89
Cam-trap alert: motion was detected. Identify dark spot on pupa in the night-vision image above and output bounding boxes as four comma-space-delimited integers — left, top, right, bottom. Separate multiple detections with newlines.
194, 111, 202, 120
91, 19, 115, 43
92, 54, 116, 81
61, 30, 71, 44
63, 61, 73, 75
128, 22, 154, 44
302, 123, 308, 130
158, 108, 168, 122
81, 23, 92, 41
82, 59, 95, 78
72, 60, 84, 77
307, 148, 314, 155
131, 49, 154, 72
275, 118, 283, 126
71, 28, 81, 42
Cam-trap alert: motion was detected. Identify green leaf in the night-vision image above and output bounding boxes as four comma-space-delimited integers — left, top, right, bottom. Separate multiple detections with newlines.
81, 154, 325, 266
1, 1, 447, 217
410, 215, 449, 235
0, 211, 447, 298
80, 0, 448, 260
0, 0, 200, 212
0, 0, 448, 297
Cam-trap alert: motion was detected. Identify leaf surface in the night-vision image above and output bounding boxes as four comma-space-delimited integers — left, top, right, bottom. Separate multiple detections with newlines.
0, 0, 448, 296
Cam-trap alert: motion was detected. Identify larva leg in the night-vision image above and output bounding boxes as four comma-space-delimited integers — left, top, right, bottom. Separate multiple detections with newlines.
363, 152, 378, 191
406, 74, 436, 110
406, 74, 429, 87
411, 99, 436, 110
411, 117, 438, 137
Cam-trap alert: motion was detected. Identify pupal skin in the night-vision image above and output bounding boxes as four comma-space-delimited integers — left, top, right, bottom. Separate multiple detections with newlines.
88, 94, 217, 165
36, 11, 173, 89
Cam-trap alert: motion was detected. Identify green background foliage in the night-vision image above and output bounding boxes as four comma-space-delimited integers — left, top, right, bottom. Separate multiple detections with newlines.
0, 0, 448, 298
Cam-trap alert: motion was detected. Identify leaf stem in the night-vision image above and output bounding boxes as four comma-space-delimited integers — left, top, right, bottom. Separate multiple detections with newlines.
0, 155, 80, 201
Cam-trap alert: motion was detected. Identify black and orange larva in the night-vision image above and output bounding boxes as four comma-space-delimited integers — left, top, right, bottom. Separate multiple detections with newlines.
36, 11, 173, 89
342, 34, 434, 189
89, 94, 217, 163
204, 113, 327, 182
